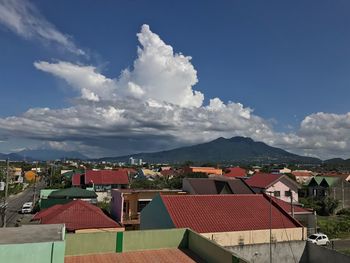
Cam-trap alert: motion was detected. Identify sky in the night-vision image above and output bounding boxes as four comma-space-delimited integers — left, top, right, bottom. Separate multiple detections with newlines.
0, 0, 350, 159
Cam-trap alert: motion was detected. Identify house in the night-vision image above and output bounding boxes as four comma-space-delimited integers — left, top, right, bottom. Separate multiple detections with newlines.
307, 176, 350, 208
140, 194, 306, 247
183, 166, 223, 176
110, 189, 185, 229
292, 170, 314, 185
32, 200, 124, 233
72, 169, 129, 201
182, 177, 254, 194
223, 167, 246, 178
245, 173, 300, 203
39, 187, 98, 209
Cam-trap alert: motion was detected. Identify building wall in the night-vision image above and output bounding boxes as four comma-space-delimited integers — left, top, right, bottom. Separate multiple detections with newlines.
110, 190, 123, 222
187, 229, 247, 263
0, 241, 65, 263
201, 227, 306, 247
122, 228, 188, 252
300, 242, 350, 263
65, 232, 117, 256
226, 241, 307, 263
267, 181, 298, 203
140, 194, 175, 230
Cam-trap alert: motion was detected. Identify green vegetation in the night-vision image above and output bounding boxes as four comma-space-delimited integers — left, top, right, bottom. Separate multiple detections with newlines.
0, 183, 24, 198
299, 197, 339, 216
130, 172, 207, 190
318, 215, 350, 239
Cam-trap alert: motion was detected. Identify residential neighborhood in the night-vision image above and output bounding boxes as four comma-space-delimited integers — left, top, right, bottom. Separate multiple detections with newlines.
1, 1, 350, 262
1, 157, 350, 262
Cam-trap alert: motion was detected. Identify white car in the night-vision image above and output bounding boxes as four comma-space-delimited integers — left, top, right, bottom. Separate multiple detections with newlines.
307, 233, 330, 246
21, 202, 33, 214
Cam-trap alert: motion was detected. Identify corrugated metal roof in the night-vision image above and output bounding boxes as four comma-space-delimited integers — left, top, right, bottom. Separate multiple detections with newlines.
85, 170, 129, 185
245, 173, 283, 189
33, 200, 121, 231
160, 194, 302, 233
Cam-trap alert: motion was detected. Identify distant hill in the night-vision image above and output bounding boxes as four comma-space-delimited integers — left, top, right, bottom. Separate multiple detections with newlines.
0, 152, 26, 161
17, 149, 88, 161
98, 136, 322, 164
323, 158, 350, 169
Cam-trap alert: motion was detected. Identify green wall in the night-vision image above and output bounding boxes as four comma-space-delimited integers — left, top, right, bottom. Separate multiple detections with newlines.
40, 198, 71, 209
122, 228, 188, 252
65, 232, 117, 256
140, 194, 175, 230
0, 241, 65, 263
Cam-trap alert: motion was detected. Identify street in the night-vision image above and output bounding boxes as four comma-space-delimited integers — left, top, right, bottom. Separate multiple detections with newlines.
1, 181, 45, 227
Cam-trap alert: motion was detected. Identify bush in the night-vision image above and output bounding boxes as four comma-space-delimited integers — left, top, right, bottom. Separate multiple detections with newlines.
299, 197, 339, 216
337, 208, 350, 217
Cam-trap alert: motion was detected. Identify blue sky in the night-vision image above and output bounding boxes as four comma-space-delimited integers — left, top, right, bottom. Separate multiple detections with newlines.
0, 0, 350, 159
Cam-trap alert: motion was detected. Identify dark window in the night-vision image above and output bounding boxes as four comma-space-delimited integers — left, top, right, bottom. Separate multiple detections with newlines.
285, 191, 291, 197
274, 191, 280, 197
137, 200, 150, 212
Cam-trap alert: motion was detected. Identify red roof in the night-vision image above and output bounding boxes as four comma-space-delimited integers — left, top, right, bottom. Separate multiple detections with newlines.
224, 167, 246, 178
270, 196, 313, 214
72, 173, 82, 186
33, 200, 121, 231
85, 170, 129, 185
160, 194, 302, 233
245, 173, 283, 189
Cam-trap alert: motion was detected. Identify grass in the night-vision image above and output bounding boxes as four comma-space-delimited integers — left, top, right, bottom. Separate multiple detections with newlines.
338, 249, 350, 256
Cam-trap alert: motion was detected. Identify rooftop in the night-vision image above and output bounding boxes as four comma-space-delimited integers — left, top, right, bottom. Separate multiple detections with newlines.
0, 224, 64, 244
33, 200, 122, 231
160, 194, 303, 233
65, 249, 205, 263
224, 167, 247, 178
85, 169, 129, 185
245, 173, 284, 188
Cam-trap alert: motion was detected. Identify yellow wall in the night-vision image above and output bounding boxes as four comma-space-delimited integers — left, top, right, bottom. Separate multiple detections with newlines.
201, 227, 306, 247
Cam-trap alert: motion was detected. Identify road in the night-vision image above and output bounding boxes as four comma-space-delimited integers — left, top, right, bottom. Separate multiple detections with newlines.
1, 181, 45, 227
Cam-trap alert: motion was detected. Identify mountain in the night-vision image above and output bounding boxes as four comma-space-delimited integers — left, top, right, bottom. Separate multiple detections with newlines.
0, 152, 27, 161
98, 136, 321, 164
323, 158, 350, 168
17, 149, 88, 161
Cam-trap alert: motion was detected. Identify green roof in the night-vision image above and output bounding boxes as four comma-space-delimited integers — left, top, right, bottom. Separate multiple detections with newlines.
321, 177, 339, 187
40, 189, 58, 199
308, 176, 340, 187
49, 187, 97, 199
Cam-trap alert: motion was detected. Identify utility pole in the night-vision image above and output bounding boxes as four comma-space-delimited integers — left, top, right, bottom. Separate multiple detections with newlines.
342, 180, 345, 209
33, 161, 38, 206
266, 191, 273, 263
3, 158, 9, 227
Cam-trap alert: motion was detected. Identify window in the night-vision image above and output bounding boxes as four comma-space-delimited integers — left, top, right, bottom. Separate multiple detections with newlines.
274, 191, 280, 197
285, 191, 291, 197
137, 200, 151, 212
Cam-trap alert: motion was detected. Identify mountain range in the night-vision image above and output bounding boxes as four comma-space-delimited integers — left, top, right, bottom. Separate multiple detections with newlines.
98, 136, 322, 164
0, 149, 88, 161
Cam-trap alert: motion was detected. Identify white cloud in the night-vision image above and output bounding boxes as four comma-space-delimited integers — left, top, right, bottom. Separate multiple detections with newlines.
0, 24, 350, 159
34, 24, 203, 107
0, 0, 84, 55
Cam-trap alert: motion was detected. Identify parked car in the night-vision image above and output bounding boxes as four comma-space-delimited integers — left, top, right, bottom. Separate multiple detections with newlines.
307, 233, 330, 246
21, 202, 33, 214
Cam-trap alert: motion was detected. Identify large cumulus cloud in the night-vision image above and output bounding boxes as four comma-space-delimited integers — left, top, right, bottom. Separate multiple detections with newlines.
1, 24, 350, 159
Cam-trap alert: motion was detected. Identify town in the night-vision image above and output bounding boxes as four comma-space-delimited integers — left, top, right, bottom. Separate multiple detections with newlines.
0, 154, 350, 262
1, 1, 350, 262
